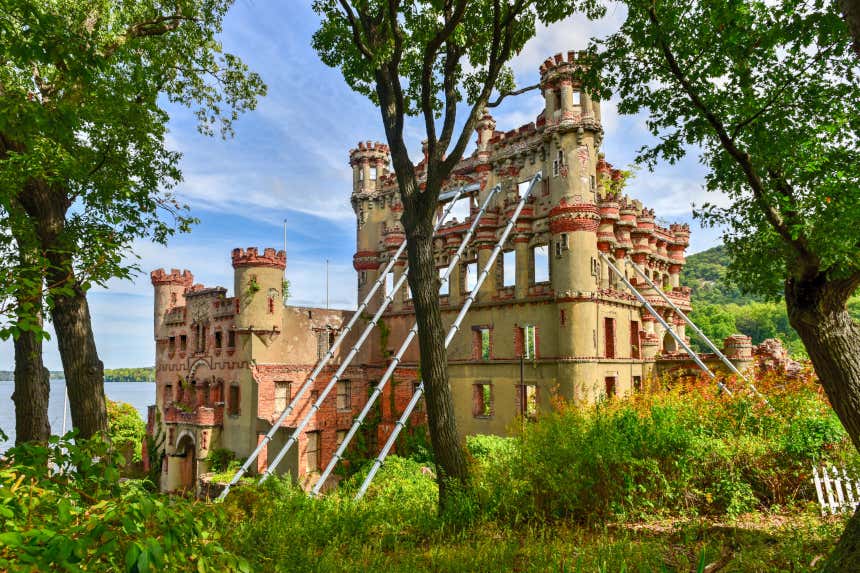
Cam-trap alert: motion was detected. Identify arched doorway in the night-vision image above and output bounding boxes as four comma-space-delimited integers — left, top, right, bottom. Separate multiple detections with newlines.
176, 433, 197, 492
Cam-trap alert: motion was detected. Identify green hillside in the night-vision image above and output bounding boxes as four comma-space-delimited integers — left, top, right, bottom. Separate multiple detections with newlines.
681, 246, 860, 358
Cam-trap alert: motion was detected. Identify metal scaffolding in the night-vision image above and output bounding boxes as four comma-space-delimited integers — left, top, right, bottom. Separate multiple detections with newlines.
216, 183, 476, 501
256, 182, 501, 487
310, 181, 505, 496
353, 173, 543, 500
623, 258, 767, 401
599, 253, 732, 395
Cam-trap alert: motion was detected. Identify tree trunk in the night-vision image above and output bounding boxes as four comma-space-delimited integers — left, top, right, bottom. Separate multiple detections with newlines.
405, 212, 470, 499
13, 320, 51, 445
839, 0, 860, 59
47, 260, 108, 440
18, 178, 108, 440
785, 273, 860, 571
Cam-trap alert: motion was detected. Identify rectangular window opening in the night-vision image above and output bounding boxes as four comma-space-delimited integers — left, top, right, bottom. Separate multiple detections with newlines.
370, 167, 378, 180
168, 336, 176, 353
412, 381, 424, 412
385, 272, 394, 297
336, 430, 347, 448
573, 91, 582, 105
532, 245, 550, 283
604, 317, 616, 359
227, 330, 236, 348
336, 380, 352, 411
179, 334, 187, 352
630, 321, 640, 359
633, 376, 642, 393
214, 331, 223, 349
502, 250, 516, 287
473, 383, 493, 418
438, 267, 449, 296
228, 385, 240, 416
274, 381, 291, 414
465, 262, 478, 294
448, 196, 471, 222
164, 384, 173, 404
605, 376, 617, 399
517, 384, 538, 420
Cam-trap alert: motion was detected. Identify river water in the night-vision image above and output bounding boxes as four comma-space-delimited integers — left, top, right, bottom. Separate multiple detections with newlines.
0, 379, 155, 454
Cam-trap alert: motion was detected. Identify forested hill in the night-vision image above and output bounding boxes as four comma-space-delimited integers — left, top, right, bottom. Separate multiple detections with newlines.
681, 246, 859, 358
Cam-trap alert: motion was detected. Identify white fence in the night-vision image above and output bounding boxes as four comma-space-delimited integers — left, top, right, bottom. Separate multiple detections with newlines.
812, 465, 859, 516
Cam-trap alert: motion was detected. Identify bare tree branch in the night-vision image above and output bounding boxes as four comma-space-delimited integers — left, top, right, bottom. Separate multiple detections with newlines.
486, 82, 541, 108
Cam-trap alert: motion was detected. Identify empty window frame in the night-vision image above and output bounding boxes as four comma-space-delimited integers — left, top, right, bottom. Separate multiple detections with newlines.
502, 250, 516, 287
532, 245, 550, 283
274, 381, 291, 414
336, 380, 352, 411
517, 384, 538, 420
573, 90, 582, 105
604, 317, 616, 358
385, 272, 395, 297
306, 431, 321, 472
179, 334, 187, 352
228, 385, 240, 416
465, 261, 478, 294
412, 381, 424, 412
214, 330, 223, 349
448, 195, 471, 222
630, 321, 640, 359
168, 336, 176, 353
473, 327, 491, 360
552, 149, 565, 177
227, 330, 236, 348
472, 383, 493, 418
438, 267, 450, 296
370, 167, 378, 180
336, 429, 347, 448
317, 330, 331, 360
164, 384, 173, 404
604, 377, 617, 399
518, 324, 537, 359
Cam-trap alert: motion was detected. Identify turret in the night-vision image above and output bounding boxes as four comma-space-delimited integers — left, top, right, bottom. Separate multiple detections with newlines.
232, 247, 286, 331
151, 268, 193, 340
350, 141, 396, 312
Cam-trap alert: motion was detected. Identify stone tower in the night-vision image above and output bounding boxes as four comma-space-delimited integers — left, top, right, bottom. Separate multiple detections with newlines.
151, 268, 193, 340
232, 247, 287, 331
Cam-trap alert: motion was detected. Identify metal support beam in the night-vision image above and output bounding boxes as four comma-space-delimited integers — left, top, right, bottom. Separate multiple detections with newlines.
216, 183, 475, 501
354, 173, 542, 500
599, 252, 731, 395
310, 183, 503, 496
624, 258, 767, 402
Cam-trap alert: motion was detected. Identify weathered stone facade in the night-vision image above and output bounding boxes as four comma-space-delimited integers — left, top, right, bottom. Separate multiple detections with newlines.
149, 51, 753, 493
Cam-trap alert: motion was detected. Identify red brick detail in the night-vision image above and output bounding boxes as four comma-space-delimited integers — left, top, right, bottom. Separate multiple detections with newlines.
549, 201, 600, 233
151, 268, 193, 286
353, 251, 381, 270
231, 247, 286, 269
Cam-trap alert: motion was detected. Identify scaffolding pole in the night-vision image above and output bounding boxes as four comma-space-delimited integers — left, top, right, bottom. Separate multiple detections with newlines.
258, 183, 495, 486
354, 173, 543, 500
216, 184, 474, 501
598, 253, 731, 395
309, 182, 503, 496
624, 258, 767, 402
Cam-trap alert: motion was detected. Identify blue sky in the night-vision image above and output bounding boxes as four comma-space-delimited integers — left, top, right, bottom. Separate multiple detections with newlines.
0, 2, 727, 370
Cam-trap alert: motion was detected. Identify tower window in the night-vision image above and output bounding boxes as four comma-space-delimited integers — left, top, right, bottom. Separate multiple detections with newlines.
438, 267, 450, 296
229, 385, 240, 416
573, 91, 581, 105
472, 383, 494, 418
359, 169, 364, 181
385, 272, 394, 297
502, 250, 516, 287
370, 167, 377, 180
227, 330, 236, 348
604, 317, 616, 358
179, 334, 187, 352
214, 331, 222, 349
553, 89, 562, 111
465, 261, 478, 294
531, 245, 550, 283
168, 336, 176, 354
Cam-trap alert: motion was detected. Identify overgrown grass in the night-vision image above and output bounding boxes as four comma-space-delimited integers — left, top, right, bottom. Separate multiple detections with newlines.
220, 374, 857, 572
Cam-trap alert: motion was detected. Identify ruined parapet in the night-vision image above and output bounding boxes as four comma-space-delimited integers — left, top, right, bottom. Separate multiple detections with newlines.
723, 334, 754, 374
151, 268, 194, 340
232, 247, 287, 331
538, 51, 601, 128
754, 338, 802, 376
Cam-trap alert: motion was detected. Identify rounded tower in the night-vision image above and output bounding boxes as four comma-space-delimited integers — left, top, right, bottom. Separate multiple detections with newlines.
232, 247, 287, 330
151, 268, 193, 340
350, 141, 394, 312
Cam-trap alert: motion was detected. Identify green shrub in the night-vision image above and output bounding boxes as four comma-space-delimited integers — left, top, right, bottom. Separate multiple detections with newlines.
207, 448, 236, 473
107, 399, 146, 465
0, 437, 248, 572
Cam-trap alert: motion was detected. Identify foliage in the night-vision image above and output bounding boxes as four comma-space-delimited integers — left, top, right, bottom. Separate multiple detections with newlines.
589, 0, 860, 299
0, 0, 266, 337
681, 245, 763, 306
207, 448, 236, 473
107, 399, 146, 465
221, 376, 854, 571
104, 367, 156, 382
0, 437, 248, 572
687, 304, 737, 352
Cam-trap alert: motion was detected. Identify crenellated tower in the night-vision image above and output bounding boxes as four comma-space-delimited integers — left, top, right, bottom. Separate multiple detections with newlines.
151, 268, 194, 341
232, 247, 287, 331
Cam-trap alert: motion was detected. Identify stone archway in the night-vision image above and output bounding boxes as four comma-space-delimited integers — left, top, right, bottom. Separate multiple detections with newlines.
176, 432, 197, 492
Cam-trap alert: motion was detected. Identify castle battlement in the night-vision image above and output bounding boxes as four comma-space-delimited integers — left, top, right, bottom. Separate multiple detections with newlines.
151, 268, 193, 287
539, 50, 591, 79
349, 141, 390, 166
231, 247, 286, 269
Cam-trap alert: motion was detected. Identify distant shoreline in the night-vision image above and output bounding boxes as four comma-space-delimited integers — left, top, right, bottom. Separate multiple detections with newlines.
0, 368, 155, 383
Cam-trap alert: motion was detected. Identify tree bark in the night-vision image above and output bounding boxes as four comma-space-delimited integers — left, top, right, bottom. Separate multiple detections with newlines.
47, 260, 108, 440
404, 207, 470, 498
19, 178, 108, 440
785, 273, 860, 571
839, 0, 860, 60
12, 312, 51, 445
